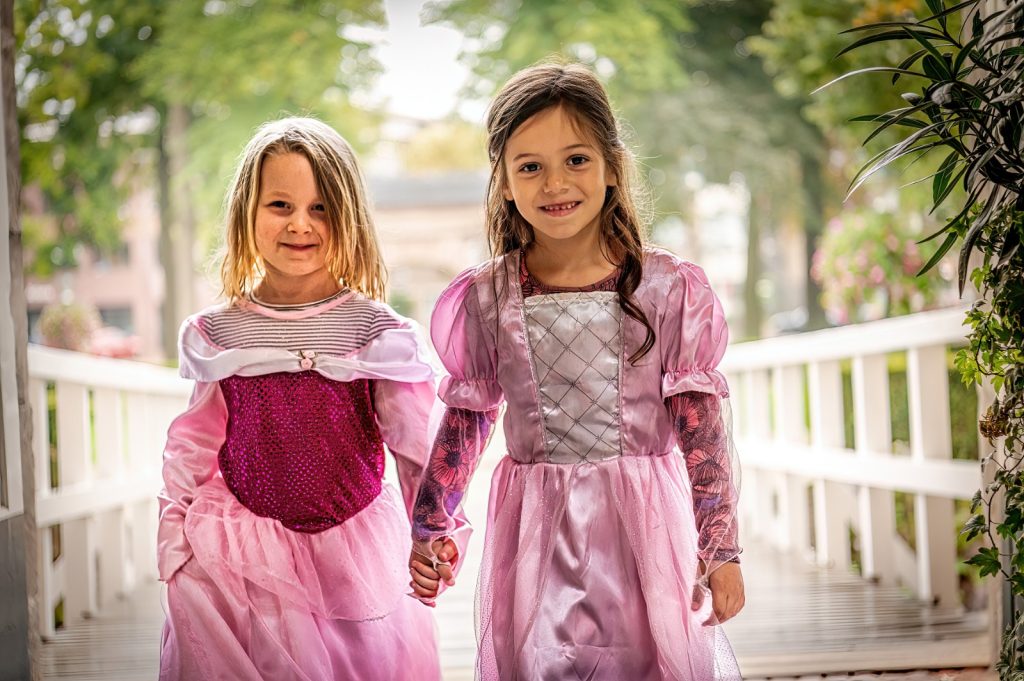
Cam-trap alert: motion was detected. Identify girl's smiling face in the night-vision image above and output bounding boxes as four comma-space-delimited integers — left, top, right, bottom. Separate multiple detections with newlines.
502, 105, 617, 246
253, 152, 336, 293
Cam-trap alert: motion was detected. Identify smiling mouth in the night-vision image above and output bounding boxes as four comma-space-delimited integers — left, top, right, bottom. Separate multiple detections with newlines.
540, 201, 580, 216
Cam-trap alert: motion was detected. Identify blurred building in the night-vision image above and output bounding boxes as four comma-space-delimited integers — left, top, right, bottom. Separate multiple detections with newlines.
24, 188, 167, 360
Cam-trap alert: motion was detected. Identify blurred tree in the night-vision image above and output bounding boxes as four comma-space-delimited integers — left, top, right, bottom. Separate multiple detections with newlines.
425, 0, 832, 334
16, 0, 384, 355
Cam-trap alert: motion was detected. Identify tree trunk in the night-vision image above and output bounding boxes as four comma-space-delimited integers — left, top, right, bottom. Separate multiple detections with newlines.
680, 187, 703, 264
744, 185, 766, 340
800, 148, 828, 330
158, 104, 196, 359
0, 0, 39, 676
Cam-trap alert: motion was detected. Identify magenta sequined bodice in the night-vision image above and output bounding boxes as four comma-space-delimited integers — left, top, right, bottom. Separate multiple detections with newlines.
217, 371, 384, 533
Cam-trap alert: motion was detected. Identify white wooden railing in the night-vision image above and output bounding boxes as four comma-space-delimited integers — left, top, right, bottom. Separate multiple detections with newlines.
28, 345, 190, 638
722, 306, 985, 609
26, 306, 989, 642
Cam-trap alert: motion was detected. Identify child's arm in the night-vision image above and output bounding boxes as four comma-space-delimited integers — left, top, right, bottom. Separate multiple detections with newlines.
408, 405, 497, 603
668, 391, 740, 565
157, 381, 227, 581
668, 390, 744, 623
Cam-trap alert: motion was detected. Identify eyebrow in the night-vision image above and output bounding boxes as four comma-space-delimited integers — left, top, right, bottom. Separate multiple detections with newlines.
512, 143, 593, 162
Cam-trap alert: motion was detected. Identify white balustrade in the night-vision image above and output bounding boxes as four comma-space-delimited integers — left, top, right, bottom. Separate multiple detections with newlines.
723, 307, 984, 608
26, 305, 989, 641
28, 345, 190, 637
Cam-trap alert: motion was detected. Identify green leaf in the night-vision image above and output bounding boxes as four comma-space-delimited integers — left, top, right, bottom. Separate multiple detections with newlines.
961, 512, 987, 541
904, 27, 953, 79
813, 67, 929, 95
918, 230, 959, 275
965, 546, 1003, 577
894, 49, 929, 84
836, 31, 926, 60
932, 150, 961, 205
920, 0, 982, 26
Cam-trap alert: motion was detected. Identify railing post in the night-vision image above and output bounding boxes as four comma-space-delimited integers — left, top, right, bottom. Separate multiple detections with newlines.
54, 381, 97, 623
808, 360, 853, 569
907, 345, 959, 606
93, 387, 128, 603
773, 365, 810, 554
852, 354, 897, 584
743, 369, 773, 543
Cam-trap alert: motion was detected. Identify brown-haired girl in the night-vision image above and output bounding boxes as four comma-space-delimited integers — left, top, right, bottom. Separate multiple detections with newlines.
157, 117, 442, 680
409, 63, 745, 680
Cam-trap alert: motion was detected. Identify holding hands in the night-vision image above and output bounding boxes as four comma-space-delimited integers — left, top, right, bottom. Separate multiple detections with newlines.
409, 538, 459, 605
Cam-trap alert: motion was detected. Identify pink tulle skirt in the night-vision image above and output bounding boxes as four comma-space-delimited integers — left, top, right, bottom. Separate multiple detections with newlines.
476, 453, 740, 681
160, 476, 440, 681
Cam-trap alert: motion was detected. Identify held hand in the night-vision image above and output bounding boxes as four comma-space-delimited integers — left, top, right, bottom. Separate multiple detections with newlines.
408, 538, 459, 605
706, 562, 745, 624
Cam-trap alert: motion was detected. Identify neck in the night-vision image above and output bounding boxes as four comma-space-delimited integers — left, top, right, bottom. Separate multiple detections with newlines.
253, 270, 342, 306
526, 224, 617, 286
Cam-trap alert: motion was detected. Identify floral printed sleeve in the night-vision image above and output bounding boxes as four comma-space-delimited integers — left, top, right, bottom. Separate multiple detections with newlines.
411, 406, 498, 546
668, 391, 740, 565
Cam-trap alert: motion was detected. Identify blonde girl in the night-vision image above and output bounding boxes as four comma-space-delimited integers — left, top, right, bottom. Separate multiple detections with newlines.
158, 117, 442, 681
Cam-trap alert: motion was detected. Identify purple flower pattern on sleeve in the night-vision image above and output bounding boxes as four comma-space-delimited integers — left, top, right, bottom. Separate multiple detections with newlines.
412, 406, 497, 542
668, 391, 740, 564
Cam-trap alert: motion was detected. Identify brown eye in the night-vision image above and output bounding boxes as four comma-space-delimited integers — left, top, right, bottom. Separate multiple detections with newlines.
519, 162, 541, 173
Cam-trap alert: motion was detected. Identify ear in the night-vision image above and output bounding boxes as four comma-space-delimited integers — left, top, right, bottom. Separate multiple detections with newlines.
607, 167, 618, 188
502, 184, 514, 201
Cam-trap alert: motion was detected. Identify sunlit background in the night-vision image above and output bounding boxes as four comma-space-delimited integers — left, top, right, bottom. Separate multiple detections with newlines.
19, 0, 965, 363
15, 1, 998, 678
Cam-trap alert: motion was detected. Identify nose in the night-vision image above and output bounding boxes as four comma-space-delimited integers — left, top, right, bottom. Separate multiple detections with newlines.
543, 169, 567, 194
287, 210, 314, 233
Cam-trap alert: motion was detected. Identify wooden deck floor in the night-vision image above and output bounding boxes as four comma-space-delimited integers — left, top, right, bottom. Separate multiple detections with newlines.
38, 449, 992, 679
37, 541, 991, 681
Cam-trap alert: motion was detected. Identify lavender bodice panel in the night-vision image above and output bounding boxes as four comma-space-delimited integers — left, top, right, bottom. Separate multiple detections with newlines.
217, 372, 384, 533
524, 291, 623, 463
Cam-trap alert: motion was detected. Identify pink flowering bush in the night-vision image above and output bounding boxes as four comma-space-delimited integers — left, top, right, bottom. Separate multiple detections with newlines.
811, 210, 952, 324
38, 302, 100, 351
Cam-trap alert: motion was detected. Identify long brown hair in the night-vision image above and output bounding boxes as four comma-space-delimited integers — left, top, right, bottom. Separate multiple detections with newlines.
220, 117, 386, 302
485, 62, 655, 362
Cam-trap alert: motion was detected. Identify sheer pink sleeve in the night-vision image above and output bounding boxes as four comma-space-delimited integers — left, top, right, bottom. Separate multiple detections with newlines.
668, 392, 740, 565
410, 268, 502, 586
659, 261, 740, 569
157, 380, 227, 581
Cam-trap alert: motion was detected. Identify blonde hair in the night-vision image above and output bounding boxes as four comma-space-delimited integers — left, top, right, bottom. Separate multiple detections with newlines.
485, 62, 655, 362
219, 117, 386, 301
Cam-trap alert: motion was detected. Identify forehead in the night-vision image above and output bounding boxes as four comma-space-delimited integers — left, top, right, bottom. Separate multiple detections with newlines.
505, 105, 597, 156
259, 151, 318, 193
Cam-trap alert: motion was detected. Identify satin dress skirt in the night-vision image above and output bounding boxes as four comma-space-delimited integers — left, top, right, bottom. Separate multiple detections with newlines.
475, 454, 740, 681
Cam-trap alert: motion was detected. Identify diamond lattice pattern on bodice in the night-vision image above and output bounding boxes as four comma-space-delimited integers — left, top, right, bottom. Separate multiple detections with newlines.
524, 292, 623, 463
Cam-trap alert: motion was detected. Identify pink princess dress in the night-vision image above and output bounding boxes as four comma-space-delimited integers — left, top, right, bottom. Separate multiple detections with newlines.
412, 249, 742, 681
157, 290, 444, 681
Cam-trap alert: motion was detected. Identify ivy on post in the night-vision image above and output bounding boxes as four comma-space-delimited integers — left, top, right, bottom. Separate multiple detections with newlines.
817, 0, 1024, 676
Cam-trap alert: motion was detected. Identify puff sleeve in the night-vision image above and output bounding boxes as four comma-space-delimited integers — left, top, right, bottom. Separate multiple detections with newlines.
659, 262, 740, 567
659, 262, 730, 399
431, 266, 504, 411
